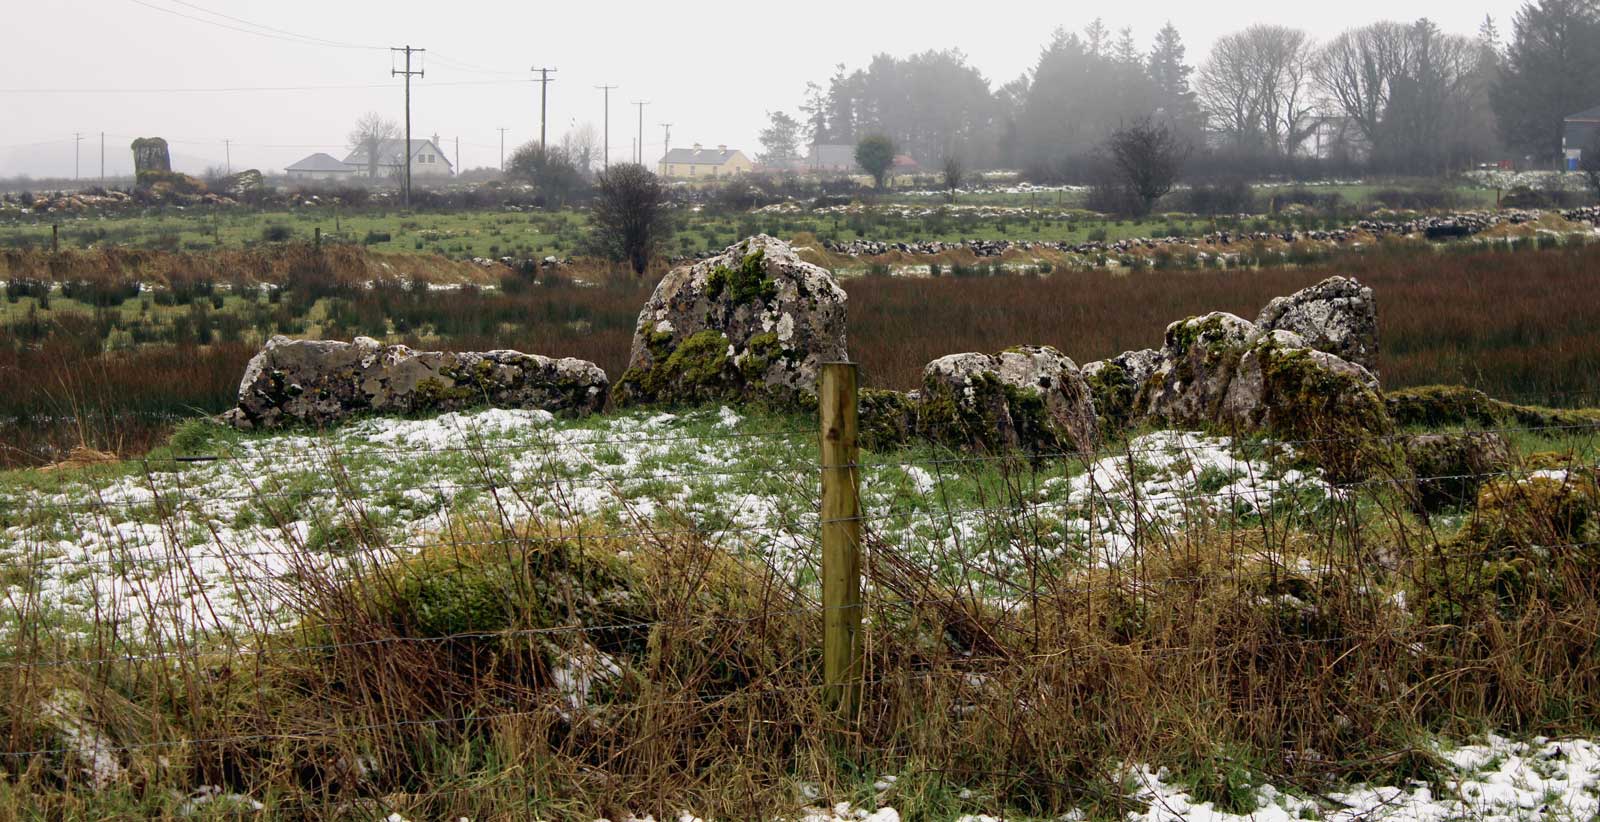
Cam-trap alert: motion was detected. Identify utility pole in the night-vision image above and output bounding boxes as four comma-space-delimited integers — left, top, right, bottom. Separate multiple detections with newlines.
660, 123, 673, 158
391, 45, 425, 208
532, 67, 557, 149
74, 132, 83, 181
454, 136, 460, 177
99, 132, 105, 184
631, 100, 649, 164
223, 138, 232, 175
497, 127, 509, 172
595, 84, 617, 170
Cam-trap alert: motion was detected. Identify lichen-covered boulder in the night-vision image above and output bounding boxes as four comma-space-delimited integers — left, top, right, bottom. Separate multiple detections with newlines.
918, 346, 1097, 455
615, 235, 847, 408
223, 336, 608, 430
1135, 312, 1258, 427
1403, 432, 1514, 512
1255, 276, 1378, 371
1082, 348, 1160, 434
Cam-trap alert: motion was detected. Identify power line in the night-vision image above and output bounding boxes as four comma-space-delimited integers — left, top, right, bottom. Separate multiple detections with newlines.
159, 0, 384, 50
595, 84, 618, 170
0, 80, 524, 95
631, 100, 650, 164
532, 67, 557, 149
124, 0, 382, 51
391, 46, 426, 209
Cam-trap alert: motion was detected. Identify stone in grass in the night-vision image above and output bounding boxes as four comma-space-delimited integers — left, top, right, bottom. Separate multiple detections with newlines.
917, 345, 1098, 455
1134, 312, 1258, 428
1255, 275, 1379, 371
614, 234, 848, 409
1402, 432, 1514, 512
1081, 348, 1160, 434
223, 335, 608, 430
1219, 329, 1396, 483
858, 388, 921, 453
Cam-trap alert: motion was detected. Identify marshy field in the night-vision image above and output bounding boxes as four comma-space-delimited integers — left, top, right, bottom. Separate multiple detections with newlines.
4, 194, 1600, 820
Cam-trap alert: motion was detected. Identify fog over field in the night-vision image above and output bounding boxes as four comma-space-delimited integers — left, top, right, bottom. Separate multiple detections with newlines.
3, 0, 1527, 177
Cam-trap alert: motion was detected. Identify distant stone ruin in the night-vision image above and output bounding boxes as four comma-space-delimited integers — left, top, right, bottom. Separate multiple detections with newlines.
130, 137, 172, 182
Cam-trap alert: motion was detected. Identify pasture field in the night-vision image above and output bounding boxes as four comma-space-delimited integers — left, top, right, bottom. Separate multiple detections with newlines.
4, 241, 1600, 467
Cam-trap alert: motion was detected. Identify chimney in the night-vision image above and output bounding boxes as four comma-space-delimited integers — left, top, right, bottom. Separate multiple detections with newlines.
693, 142, 703, 151
718, 144, 727, 152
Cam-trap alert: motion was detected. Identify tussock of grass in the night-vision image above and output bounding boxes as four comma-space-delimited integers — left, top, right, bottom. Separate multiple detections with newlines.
5, 418, 1600, 818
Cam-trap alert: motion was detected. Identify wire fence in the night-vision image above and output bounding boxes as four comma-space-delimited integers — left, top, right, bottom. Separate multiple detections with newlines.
1, 389, 1597, 816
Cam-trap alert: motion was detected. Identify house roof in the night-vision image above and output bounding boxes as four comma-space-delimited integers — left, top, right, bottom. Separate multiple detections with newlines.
342, 139, 451, 168
286, 152, 352, 173
1565, 105, 1600, 122
660, 147, 743, 165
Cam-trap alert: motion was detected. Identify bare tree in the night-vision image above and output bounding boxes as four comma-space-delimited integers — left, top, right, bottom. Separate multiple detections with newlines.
561, 123, 602, 175
1198, 25, 1317, 157
1107, 117, 1190, 215
1313, 22, 1415, 149
942, 153, 965, 202
507, 142, 586, 208
589, 163, 672, 276
347, 112, 400, 179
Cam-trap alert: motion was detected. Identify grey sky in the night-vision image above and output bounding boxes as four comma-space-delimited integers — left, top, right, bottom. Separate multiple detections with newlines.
2, 0, 1522, 178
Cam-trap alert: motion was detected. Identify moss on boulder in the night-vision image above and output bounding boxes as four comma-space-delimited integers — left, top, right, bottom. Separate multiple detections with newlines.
917, 346, 1098, 455
615, 235, 848, 409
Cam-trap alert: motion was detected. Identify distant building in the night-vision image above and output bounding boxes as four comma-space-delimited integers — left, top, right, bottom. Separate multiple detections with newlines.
805, 143, 856, 173
1564, 106, 1600, 170
658, 144, 753, 178
342, 138, 454, 179
892, 154, 921, 173
284, 152, 356, 182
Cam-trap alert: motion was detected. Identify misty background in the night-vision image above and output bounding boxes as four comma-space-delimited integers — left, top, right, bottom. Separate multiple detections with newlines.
1, 0, 1530, 179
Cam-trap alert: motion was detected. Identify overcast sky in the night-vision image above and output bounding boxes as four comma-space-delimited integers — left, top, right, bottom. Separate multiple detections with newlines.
2, 0, 1523, 178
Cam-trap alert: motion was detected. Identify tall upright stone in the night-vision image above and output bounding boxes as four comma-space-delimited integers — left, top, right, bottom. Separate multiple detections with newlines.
615, 235, 848, 408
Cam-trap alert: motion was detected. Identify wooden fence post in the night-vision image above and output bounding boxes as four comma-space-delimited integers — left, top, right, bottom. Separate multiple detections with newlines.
820, 361, 863, 723
51, 224, 59, 254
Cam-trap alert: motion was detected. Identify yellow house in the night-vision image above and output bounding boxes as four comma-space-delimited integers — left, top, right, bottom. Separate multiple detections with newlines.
658, 144, 753, 179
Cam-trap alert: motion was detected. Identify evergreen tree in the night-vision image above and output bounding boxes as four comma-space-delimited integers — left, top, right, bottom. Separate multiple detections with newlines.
1148, 22, 1201, 129
1491, 0, 1600, 160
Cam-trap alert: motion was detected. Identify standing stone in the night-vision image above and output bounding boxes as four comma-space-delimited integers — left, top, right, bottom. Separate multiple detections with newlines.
1135, 312, 1258, 427
615, 235, 848, 408
918, 345, 1098, 455
1255, 276, 1379, 371
222, 336, 608, 430
130, 137, 172, 181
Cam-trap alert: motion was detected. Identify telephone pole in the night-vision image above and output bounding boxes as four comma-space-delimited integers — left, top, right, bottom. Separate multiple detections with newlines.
595, 84, 618, 169
454, 136, 460, 177
223, 138, 232, 175
660, 123, 673, 158
497, 127, 509, 172
391, 45, 426, 207
74, 133, 83, 181
631, 100, 649, 164
99, 132, 105, 184
532, 67, 557, 149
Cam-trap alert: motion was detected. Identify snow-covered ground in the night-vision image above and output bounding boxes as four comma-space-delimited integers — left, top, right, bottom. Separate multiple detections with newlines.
0, 408, 1332, 641
582, 735, 1600, 821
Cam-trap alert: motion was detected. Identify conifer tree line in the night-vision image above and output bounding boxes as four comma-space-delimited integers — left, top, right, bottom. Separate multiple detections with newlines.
763, 1, 1600, 180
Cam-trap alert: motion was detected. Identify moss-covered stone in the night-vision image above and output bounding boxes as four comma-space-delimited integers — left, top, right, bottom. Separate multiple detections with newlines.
859, 389, 919, 453
704, 248, 776, 304
1386, 385, 1600, 432
1402, 432, 1514, 512
619, 329, 735, 405
1240, 342, 1399, 483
